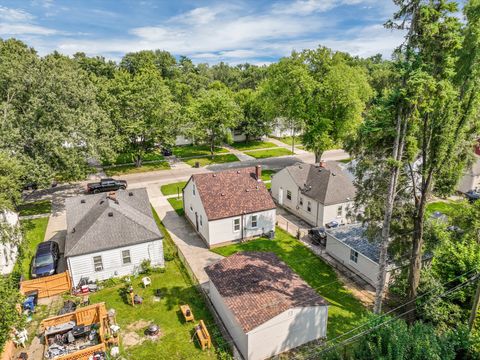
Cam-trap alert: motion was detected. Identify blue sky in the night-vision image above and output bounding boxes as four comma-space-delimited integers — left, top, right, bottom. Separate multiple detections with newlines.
0, 0, 407, 64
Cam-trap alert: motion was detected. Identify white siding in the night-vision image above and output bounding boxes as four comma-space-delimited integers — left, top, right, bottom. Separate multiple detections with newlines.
207, 209, 276, 247
325, 234, 380, 286
247, 306, 328, 360
322, 201, 354, 226
68, 240, 164, 286
175, 135, 193, 146
183, 178, 210, 242
208, 281, 248, 356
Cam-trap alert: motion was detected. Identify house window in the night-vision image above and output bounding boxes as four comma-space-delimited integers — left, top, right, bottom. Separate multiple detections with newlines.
193, 184, 196, 196
251, 215, 258, 228
200, 215, 203, 226
233, 218, 240, 232
307, 201, 312, 212
286, 190, 292, 200
93, 256, 103, 272
299, 197, 303, 206
350, 249, 358, 263
122, 250, 131, 265
337, 205, 343, 217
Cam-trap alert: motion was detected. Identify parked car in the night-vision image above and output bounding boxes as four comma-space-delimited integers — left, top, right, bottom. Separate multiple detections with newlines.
86, 178, 127, 194
465, 190, 480, 203
31, 241, 59, 278
308, 227, 327, 246
325, 221, 339, 229
161, 148, 173, 156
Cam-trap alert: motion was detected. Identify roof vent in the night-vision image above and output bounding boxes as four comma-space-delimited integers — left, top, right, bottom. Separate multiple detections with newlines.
245, 189, 250, 192
237, 170, 240, 174
100, 200, 105, 205
108, 212, 113, 217
221, 193, 225, 196
128, 192, 133, 196
213, 174, 217, 177
72, 227, 76, 233
332, 173, 336, 176
80, 199, 86, 204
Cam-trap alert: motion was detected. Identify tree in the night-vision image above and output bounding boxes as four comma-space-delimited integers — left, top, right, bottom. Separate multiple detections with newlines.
234, 89, 272, 141
260, 56, 316, 153
106, 66, 179, 167
188, 87, 241, 156
0, 152, 23, 210
302, 62, 373, 162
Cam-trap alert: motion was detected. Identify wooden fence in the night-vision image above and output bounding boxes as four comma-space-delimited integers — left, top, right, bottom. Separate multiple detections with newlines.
20, 271, 72, 299
56, 343, 106, 360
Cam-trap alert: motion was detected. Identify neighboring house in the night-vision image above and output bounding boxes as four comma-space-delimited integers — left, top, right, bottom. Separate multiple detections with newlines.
0, 210, 21, 275
205, 252, 328, 360
458, 144, 480, 193
269, 118, 302, 138
65, 189, 164, 286
183, 166, 276, 248
271, 161, 356, 227
175, 135, 193, 146
325, 224, 392, 286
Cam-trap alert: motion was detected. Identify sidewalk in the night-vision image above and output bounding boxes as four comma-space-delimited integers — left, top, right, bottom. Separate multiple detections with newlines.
222, 144, 256, 161
266, 137, 309, 154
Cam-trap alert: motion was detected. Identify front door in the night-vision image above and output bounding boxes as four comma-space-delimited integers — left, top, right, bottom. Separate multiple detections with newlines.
278, 187, 284, 205
195, 212, 199, 231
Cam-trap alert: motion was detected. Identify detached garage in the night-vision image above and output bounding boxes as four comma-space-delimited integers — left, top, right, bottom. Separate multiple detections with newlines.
205, 252, 328, 360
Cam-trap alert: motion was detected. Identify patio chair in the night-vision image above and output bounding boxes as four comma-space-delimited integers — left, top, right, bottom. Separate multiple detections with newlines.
142, 276, 151, 288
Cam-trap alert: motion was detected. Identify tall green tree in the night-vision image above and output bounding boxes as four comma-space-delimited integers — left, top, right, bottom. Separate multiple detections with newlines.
234, 89, 272, 141
106, 66, 179, 167
303, 62, 373, 162
260, 56, 316, 153
188, 86, 241, 156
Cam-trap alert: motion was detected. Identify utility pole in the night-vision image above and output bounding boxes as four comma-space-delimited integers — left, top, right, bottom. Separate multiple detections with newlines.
469, 275, 480, 331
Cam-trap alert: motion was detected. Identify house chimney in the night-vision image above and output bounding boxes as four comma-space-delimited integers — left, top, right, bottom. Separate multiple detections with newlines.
319, 160, 326, 168
255, 165, 262, 181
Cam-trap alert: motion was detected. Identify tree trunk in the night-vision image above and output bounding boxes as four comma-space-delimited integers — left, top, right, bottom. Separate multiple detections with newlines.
135, 154, 142, 167
469, 280, 480, 331
406, 189, 428, 324
374, 111, 408, 314
210, 136, 215, 159
315, 151, 322, 164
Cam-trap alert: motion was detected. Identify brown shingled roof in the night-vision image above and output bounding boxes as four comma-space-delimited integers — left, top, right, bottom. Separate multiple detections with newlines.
204, 252, 328, 333
191, 167, 276, 221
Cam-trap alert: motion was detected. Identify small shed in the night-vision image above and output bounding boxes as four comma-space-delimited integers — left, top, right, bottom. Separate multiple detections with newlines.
205, 252, 328, 360
325, 224, 392, 286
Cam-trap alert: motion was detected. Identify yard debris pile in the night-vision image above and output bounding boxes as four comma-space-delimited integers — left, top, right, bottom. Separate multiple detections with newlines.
44, 322, 100, 359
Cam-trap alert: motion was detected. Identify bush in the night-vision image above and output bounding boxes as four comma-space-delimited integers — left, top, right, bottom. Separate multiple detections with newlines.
141, 259, 152, 274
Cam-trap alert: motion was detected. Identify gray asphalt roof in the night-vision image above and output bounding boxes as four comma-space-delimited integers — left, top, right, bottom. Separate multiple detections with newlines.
326, 224, 381, 264
65, 188, 162, 257
286, 162, 356, 205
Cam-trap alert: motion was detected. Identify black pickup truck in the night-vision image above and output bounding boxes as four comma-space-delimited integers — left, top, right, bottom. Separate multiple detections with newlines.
86, 178, 127, 194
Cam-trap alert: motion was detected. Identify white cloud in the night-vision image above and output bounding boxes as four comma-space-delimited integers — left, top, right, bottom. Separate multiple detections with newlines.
272, 0, 376, 16
0, 5, 58, 36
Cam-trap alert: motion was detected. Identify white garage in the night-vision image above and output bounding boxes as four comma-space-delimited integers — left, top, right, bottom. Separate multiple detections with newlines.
205, 252, 328, 360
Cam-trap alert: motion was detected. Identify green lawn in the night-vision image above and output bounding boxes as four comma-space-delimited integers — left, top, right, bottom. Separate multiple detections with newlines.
426, 200, 464, 217
211, 228, 367, 339
245, 148, 293, 159
184, 154, 239, 167
161, 181, 188, 196
102, 150, 165, 166
230, 141, 277, 151
18, 217, 49, 279
274, 136, 303, 147
260, 169, 276, 181
105, 161, 170, 176
17, 200, 52, 216
173, 145, 228, 159
338, 158, 352, 164
89, 209, 229, 359
264, 182, 271, 190
167, 197, 184, 216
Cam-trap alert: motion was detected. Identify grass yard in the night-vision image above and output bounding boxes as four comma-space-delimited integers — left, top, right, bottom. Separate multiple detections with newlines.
167, 197, 184, 216
105, 161, 170, 176
184, 154, 239, 167
338, 158, 352, 164
17, 200, 52, 216
426, 200, 465, 217
211, 227, 367, 339
172, 145, 228, 159
18, 217, 49, 279
102, 150, 165, 166
89, 209, 229, 359
160, 181, 188, 196
260, 169, 276, 181
245, 148, 293, 159
230, 141, 277, 151
274, 136, 303, 147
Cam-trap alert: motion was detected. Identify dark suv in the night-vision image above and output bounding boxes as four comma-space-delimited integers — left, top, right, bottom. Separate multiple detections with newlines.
86, 178, 127, 194
31, 241, 59, 278
308, 227, 327, 246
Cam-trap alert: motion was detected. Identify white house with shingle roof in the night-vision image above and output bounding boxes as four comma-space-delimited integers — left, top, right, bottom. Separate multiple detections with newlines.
183, 166, 276, 248
65, 188, 164, 286
271, 161, 356, 227
205, 252, 328, 360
